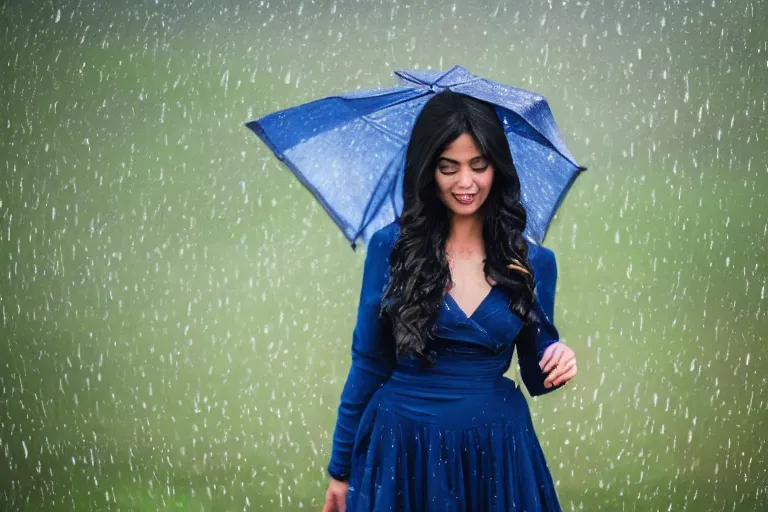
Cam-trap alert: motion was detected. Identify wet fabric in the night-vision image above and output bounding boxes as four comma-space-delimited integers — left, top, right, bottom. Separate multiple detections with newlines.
328, 222, 564, 511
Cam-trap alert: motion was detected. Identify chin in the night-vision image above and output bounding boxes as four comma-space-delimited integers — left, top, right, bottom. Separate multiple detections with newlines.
448, 202, 484, 217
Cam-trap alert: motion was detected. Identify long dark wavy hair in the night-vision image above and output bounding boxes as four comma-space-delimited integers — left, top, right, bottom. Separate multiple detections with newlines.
381, 89, 539, 363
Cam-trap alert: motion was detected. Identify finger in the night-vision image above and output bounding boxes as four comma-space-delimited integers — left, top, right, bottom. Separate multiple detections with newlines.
559, 347, 575, 362
542, 346, 565, 373
551, 364, 578, 387
553, 352, 576, 370
553, 365, 577, 387
544, 358, 575, 388
538, 343, 558, 370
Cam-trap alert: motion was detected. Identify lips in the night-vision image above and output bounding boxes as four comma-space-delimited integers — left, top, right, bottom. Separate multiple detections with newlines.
453, 193, 476, 204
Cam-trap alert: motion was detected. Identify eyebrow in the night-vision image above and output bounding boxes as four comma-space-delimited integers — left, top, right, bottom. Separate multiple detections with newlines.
437, 156, 487, 165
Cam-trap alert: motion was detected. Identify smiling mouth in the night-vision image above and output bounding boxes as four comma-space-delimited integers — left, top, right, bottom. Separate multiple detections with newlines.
453, 193, 476, 203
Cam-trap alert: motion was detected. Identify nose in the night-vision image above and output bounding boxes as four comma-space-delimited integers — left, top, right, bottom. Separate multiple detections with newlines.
457, 168, 474, 188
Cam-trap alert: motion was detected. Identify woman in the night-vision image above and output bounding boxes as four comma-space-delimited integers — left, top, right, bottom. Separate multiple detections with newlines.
323, 90, 577, 511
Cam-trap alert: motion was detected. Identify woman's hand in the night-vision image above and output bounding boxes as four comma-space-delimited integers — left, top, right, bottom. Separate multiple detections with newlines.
540, 342, 577, 388
323, 478, 349, 512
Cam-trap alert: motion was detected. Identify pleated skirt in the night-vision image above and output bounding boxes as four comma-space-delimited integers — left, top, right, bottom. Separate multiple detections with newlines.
346, 378, 562, 512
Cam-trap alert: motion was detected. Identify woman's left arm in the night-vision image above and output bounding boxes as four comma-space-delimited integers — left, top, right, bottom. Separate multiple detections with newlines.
516, 245, 577, 396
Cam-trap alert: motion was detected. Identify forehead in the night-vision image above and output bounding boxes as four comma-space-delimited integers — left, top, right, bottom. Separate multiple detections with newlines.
439, 133, 484, 159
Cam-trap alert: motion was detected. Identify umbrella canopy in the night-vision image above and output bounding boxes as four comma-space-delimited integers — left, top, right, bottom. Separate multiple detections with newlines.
245, 65, 586, 249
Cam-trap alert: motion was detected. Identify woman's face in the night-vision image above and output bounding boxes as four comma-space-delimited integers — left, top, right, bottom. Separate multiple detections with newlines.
434, 133, 495, 218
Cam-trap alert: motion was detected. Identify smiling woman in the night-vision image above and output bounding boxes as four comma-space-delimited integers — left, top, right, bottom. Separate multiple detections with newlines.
323, 90, 577, 512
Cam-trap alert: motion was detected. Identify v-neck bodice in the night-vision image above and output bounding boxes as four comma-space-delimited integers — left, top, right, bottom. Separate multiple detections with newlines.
445, 285, 498, 320
435, 284, 526, 354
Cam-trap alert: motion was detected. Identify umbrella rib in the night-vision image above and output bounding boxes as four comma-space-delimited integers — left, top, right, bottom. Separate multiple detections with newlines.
352, 153, 400, 243
396, 66, 482, 89
431, 66, 460, 86
446, 77, 483, 88
395, 65, 460, 87
474, 77, 582, 169
358, 89, 432, 144
394, 71, 427, 87
537, 164, 587, 244
358, 117, 408, 145
245, 119, 357, 238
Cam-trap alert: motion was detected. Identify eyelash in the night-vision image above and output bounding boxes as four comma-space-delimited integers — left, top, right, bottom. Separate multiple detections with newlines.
438, 164, 489, 173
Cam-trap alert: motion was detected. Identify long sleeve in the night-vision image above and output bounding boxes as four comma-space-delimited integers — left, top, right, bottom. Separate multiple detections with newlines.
327, 227, 397, 481
516, 244, 566, 397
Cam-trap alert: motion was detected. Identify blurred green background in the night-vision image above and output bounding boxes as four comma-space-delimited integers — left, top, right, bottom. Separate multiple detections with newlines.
1, 0, 766, 510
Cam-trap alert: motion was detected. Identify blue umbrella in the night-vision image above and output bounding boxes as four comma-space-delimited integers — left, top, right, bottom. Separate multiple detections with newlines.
245, 65, 586, 249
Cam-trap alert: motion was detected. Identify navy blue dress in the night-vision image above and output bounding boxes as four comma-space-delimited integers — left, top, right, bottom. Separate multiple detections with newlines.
328, 221, 565, 511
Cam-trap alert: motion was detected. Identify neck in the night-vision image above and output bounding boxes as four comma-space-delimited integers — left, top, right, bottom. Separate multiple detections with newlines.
447, 213, 484, 252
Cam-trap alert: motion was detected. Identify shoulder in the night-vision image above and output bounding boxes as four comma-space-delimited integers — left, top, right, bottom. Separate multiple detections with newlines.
527, 242, 557, 276
368, 220, 400, 254
527, 243, 558, 314
362, 222, 399, 284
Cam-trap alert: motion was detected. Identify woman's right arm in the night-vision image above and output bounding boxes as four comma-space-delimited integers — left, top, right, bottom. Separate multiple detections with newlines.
326, 226, 397, 482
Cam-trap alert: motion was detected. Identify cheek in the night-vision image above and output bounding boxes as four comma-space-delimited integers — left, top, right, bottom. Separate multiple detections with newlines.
480, 170, 495, 192
434, 175, 452, 197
